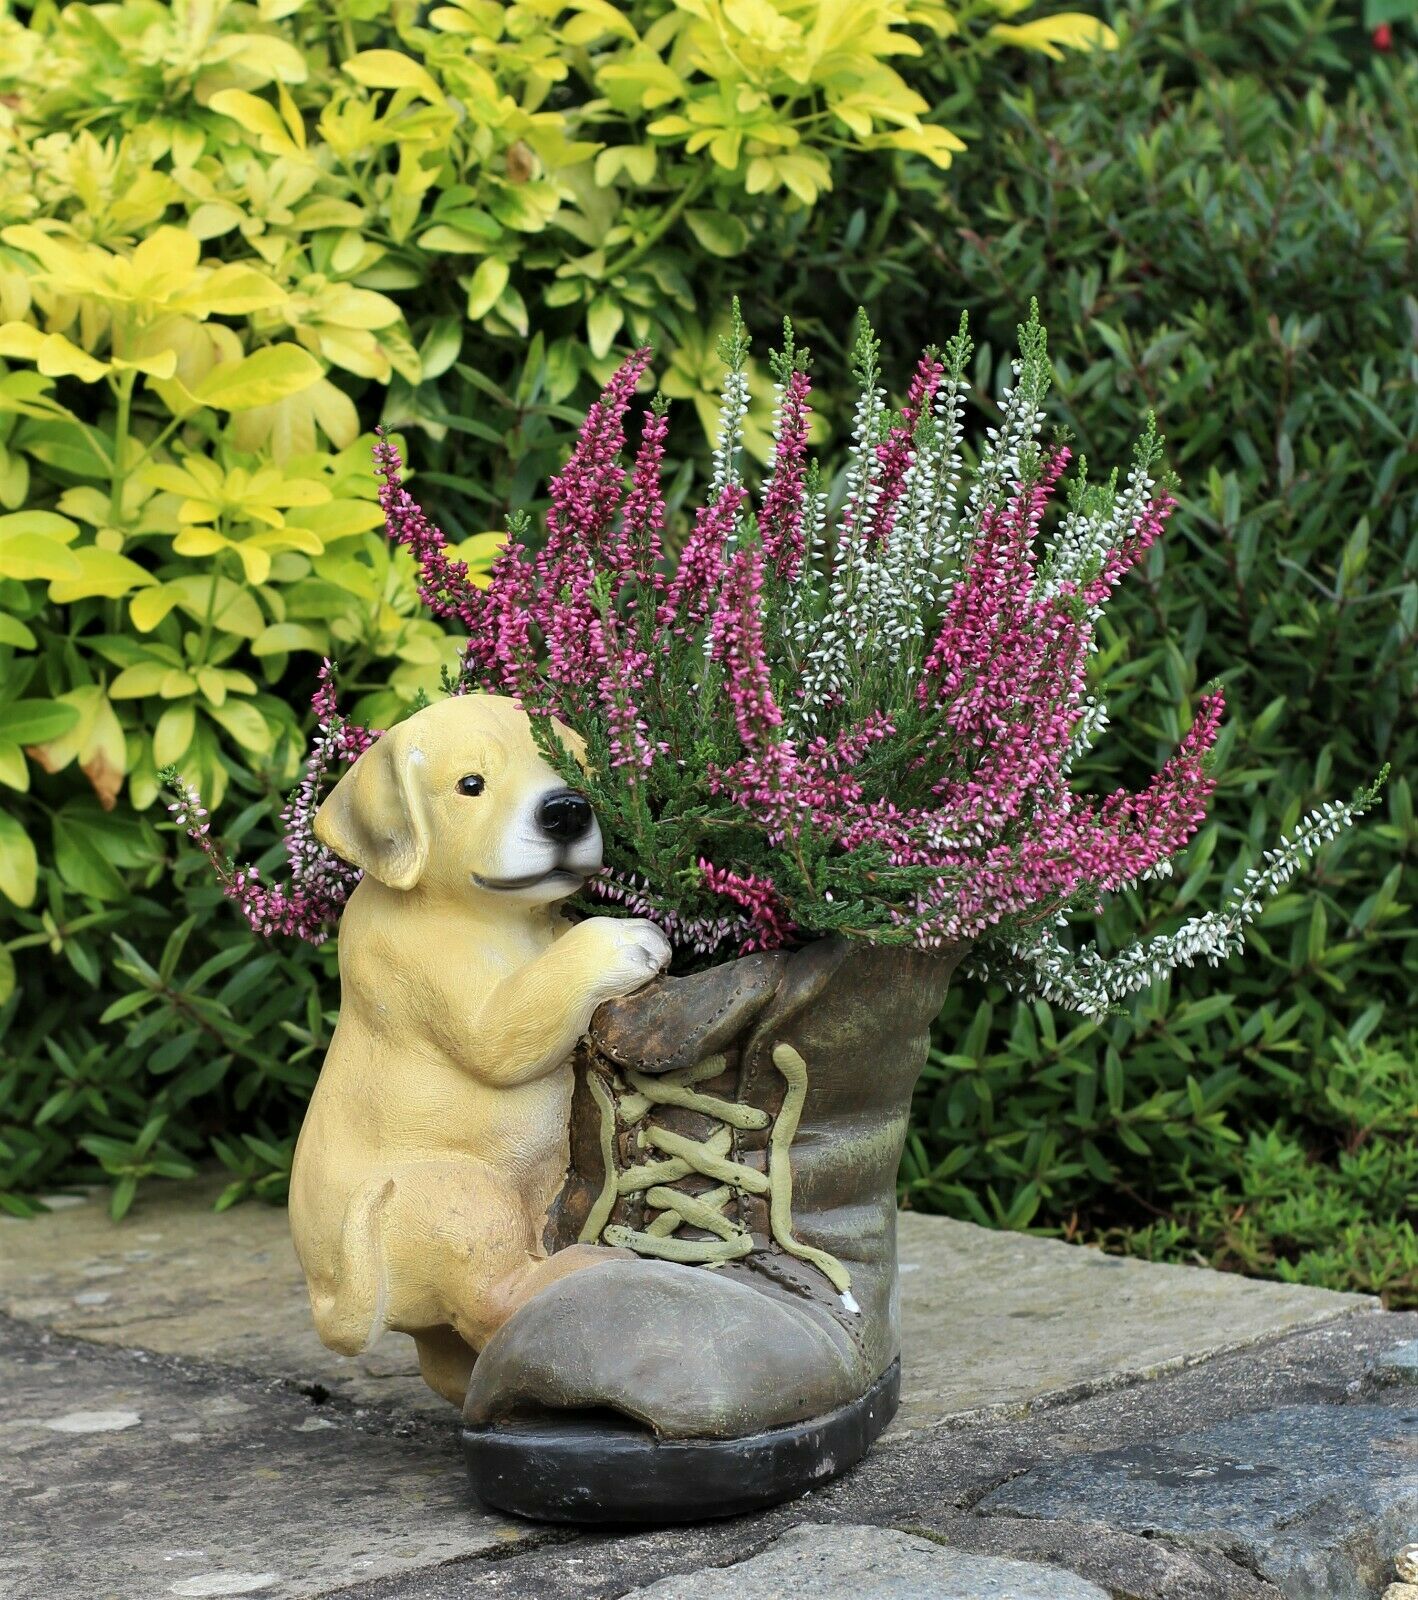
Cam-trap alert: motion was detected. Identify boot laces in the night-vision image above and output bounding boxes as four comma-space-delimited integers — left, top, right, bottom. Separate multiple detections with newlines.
578, 1043, 856, 1306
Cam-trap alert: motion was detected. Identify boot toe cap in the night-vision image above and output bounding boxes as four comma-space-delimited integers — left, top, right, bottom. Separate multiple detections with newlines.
463, 1258, 865, 1440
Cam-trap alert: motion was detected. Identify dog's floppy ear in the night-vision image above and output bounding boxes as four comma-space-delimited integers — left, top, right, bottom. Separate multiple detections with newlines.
314, 720, 430, 890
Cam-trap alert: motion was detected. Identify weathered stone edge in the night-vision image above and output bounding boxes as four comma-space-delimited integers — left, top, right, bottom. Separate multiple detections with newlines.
894, 1297, 1382, 1436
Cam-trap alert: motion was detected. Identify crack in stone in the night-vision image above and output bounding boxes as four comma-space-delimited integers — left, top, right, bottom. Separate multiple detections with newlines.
956, 1462, 1039, 1513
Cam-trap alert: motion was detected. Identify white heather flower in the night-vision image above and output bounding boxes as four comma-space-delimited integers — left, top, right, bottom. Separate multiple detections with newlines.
973, 785, 1382, 1016
712, 366, 750, 502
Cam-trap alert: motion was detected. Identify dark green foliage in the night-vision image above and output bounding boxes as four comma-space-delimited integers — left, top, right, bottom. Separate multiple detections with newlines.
2, 0, 1411, 1306
0, 773, 333, 1219
1107, 1028, 1417, 1300
879, 1, 1415, 1303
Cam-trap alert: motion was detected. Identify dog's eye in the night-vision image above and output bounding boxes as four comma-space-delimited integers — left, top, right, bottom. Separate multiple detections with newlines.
456, 774, 485, 798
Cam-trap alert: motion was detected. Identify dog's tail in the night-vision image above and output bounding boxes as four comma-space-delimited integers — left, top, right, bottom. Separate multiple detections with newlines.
306, 1176, 396, 1357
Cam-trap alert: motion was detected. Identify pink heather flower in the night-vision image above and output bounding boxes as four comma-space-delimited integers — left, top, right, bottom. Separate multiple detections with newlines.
758, 366, 813, 578
705, 539, 804, 833
543, 348, 652, 572
809, 710, 896, 771
697, 858, 795, 954
168, 661, 374, 944
710, 542, 784, 748
589, 616, 662, 778
867, 352, 945, 547
470, 531, 540, 701
534, 350, 653, 700
656, 483, 745, 637
375, 435, 483, 631
616, 400, 670, 590
1082, 491, 1173, 606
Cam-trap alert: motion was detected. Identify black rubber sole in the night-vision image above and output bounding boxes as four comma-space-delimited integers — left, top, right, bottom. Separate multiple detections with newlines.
462, 1359, 901, 1525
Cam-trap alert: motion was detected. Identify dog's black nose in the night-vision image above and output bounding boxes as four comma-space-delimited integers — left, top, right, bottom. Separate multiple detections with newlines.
537, 791, 594, 844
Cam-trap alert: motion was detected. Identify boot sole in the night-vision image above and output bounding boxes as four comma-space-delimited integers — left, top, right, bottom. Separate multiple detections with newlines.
461, 1358, 900, 1524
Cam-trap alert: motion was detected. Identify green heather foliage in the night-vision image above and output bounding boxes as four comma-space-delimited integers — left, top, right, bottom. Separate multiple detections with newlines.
0, 0, 1412, 1308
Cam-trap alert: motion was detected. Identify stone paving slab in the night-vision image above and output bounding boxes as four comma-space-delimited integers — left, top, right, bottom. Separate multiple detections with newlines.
0, 1185, 442, 1422
0, 1180, 1375, 1434
1, 1180, 1406, 1600
0, 1319, 524, 1600
615, 1523, 1111, 1598
321, 1314, 1416, 1600
891, 1209, 1374, 1428
1374, 1340, 1418, 1385
981, 1402, 1418, 1600
6, 1306, 1415, 1600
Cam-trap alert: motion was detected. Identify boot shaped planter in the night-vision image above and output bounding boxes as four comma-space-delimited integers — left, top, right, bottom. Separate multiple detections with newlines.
462, 936, 961, 1521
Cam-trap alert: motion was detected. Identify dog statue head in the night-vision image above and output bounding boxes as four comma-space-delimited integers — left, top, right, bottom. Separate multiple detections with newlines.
313, 694, 601, 905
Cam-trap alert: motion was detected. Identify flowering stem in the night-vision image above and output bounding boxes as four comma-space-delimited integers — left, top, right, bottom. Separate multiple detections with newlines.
171, 312, 1377, 1005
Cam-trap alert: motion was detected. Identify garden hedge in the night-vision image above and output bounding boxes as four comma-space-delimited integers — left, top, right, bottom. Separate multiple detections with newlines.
889, 0, 1416, 1303
0, 0, 1114, 1210
0, 0, 1411, 1304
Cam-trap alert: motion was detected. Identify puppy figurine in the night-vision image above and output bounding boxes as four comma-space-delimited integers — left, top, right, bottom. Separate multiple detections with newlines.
290, 693, 670, 1404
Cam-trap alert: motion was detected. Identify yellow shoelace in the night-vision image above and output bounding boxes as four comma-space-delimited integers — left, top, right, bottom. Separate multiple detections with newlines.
578, 1043, 854, 1303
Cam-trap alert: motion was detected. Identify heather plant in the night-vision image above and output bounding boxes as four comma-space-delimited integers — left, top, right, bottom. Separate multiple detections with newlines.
174, 307, 1381, 1024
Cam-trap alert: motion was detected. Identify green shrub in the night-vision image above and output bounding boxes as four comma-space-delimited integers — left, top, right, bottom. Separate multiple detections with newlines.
0, 0, 1110, 1211
879, 1, 1416, 1305
1114, 1030, 1417, 1300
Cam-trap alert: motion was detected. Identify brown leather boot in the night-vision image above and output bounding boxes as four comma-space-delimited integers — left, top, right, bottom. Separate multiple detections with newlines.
461, 936, 961, 1522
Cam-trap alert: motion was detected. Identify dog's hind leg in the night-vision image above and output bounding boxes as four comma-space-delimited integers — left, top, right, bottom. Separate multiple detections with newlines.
305, 1175, 396, 1357
413, 1325, 477, 1405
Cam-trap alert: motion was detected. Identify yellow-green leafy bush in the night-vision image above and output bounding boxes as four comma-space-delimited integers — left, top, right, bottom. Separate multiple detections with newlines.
0, 0, 1110, 871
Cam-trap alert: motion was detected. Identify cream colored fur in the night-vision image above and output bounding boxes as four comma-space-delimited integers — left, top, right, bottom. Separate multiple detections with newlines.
289, 694, 669, 1405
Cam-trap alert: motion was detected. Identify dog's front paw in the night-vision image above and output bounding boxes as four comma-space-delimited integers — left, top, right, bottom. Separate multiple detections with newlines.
612, 917, 673, 986
582, 916, 672, 996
